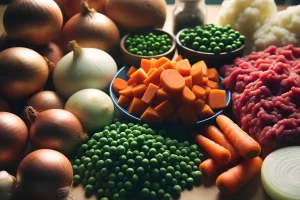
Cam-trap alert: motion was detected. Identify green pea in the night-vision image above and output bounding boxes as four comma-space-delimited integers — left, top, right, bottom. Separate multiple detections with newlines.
105, 159, 113, 167
164, 193, 171, 200
119, 188, 127, 197
78, 164, 85, 174
203, 31, 210, 38
124, 181, 133, 190
201, 38, 209, 46
180, 180, 186, 188
192, 42, 199, 50
186, 177, 194, 187
126, 151, 134, 159
126, 168, 135, 177
85, 184, 94, 194
231, 43, 237, 50
192, 171, 202, 182
97, 188, 105, 197
141, 158, 149, 168
165, 173, 173, 182
141, 188, 150, 197
235, 41, 242, 48
118, 172, 125, 180
100, 168, 108, 176
137, 51, 142, 55
73, 174, 81, 184
225, 45, 233, 52
151, 168, 160, 178
199, 45, 207, 52
214, 46, 221, 54
226, 37, 233, 45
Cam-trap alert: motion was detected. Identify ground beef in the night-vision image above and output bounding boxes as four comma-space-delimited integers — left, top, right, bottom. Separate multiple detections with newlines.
221, 45, 300, 157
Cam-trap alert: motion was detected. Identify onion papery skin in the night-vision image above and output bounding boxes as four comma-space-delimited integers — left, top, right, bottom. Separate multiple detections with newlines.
0, 47, 49, 100
0, 112, 28, 170
62, 2, 120, 54
0, 97, 10, 112
27, 107, 87, 156
64, 0, 107, 18
3, 0, 63, 46
34, 42, 64, 65
15, 149, 73, 200
0, 32, 30, 52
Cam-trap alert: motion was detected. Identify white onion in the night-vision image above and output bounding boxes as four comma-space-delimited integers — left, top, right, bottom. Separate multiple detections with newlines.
0, 171, 16, 200
261, 146, 300, 200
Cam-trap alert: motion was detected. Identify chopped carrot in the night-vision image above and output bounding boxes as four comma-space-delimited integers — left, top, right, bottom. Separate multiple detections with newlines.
140, 59, 152, 72
140, 107, 163, 124
156, 88, 172, 102
113, 78, 128, 93
117, 95, 132, 108
147, 68, 156, 76
184, 76, 193, 88
160, 69, 185, 95
207, 68, 219, 82
203, 76, 208, 85
143, 66, 164, 86
208, 89, 227, 109
119, 85, 133, 98
216, 157, 263, 194
204, 125, 240, 164
127, 66, 137, 77
154, 100, 175, 119
216, 115, 261, 159
191, 61, 203, 85
192, 85, 206, 99
207, 80, 219, 89
132, 84, 147, 97
175, 55, 182, 62
199, 158, 226, 177
130, 68, 148, 84
194, 134, 231, 164
193, 99, 205, 117
141, 83, 159, 104
201, 61, 208, 76
127, 97, 148, 117
177, 59, 191, 76
150, 58, 157, 68
160, 61, 177, 71
181, 86, 196, 105
177, 104, 198, 124
164, 112, 180, 124
172, 61, 178, 66
204, 86, 211, 94
154, 57, 170, 68
198, 104, 214, 118
127, 77, 136, 86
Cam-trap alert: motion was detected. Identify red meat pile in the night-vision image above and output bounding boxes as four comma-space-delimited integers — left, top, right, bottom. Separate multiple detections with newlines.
221, 45, 300, 157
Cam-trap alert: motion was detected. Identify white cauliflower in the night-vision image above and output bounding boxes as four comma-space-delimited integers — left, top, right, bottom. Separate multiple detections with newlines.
253, 5, 300, 51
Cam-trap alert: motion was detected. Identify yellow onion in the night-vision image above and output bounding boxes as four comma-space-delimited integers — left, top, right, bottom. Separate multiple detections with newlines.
64, 0, 107, 18
34, 42, 64, 65
3, 0, 63, 45
0, 32, 30, 52
0, 47, 49, 100
62, 1, 120, 54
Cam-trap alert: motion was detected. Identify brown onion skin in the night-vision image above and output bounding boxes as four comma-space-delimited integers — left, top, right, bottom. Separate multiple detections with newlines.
105, 0, 167, 33
0, 112, 28, 170
0, 32, 30, 52
65, 0, 107, 18
3, 0, 63, 45
62, 2, 120, 54
0, 96, 10, 112
26, 91, 66, 112
0, 47, 49, 100
28, 108, 86, 156
34, 42, 64, 65
15, 149, 73, 200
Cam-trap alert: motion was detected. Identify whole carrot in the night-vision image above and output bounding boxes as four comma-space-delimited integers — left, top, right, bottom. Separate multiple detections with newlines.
194, 134, 231, 164
204, 125, 240, 164
199, 158, 225, 177
216, 115, 261, 159
216, 156, 263, 194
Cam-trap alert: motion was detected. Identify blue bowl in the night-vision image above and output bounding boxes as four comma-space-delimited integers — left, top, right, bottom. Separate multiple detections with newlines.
109, 66, 231, 130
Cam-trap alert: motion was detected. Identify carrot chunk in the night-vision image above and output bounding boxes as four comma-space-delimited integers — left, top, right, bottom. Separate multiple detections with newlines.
216, 157, 263, 194
127, 66, 137, 77
177, 59, 191, 76
130, 68, 148, 85
127, 77, 136, 86
147, 68, 157, 76
192, 85, 206, 99
150, 58, 157, 68
204, 86, 211, 94
199, 158, 226, 178
143, 67, 164, 86
198, 104, 214, 118
156, 88, 172, 102
140, 107, 163, 124
164, 112, 180, 124
191, 61, 203, 85
117, 95, 132, 108
154, 100, 175, 119
141, 83, 160, 104
140, 59, 152, 73
184, 75, 193, 88
201, 61, 208, 76
203, 76, 208, 85
208, 89, 227, 109
160, 69, 185, 95
127, 97, 148, 117
207, 68, 219, 82
193, 99, 205, 116
207, 80, 219, 89
132, 84, 147, 97
175, 55, 182, 62
160, 61, 177, 71
154, 57, 170, 68
119, 85, 133, 98
177, 104, 198, 124
113, 78, 128, 93
181, 86, 196, 105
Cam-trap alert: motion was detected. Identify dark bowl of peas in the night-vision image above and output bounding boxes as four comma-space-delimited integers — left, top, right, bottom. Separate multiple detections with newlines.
176, 24, 246, 67
120, 28, 176, 66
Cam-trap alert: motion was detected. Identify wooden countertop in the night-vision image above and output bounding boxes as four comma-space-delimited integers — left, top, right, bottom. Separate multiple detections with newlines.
0, 4, 286, 200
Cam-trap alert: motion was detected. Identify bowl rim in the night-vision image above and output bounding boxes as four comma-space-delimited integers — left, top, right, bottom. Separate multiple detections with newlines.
109, 66, 231, 129
120, 28, 177, 59
176, 27, 246, 56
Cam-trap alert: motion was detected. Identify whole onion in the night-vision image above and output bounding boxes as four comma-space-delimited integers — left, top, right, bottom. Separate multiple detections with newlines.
0, 112, 28, 169
0, 47, 49, 100
0, 32, 29, 52
3, 0, 63, 45
0, 97, 9, 112
65, 0, 107, 18
26, 91, 66, 112
25, 106, 87, 156
15, 149, 73, 200
62, 1, 120, 54
34, 42, 64, 65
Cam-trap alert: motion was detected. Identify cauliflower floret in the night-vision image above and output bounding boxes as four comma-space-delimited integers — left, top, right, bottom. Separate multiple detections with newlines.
253, 5, 300, 51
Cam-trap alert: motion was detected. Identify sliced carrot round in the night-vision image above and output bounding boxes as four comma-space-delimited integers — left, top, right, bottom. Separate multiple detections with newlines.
160, 69, 185, 94
113, 78, 128, 93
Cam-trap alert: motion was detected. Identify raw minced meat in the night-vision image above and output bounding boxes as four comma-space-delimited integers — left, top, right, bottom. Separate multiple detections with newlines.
221, 45, 300, 157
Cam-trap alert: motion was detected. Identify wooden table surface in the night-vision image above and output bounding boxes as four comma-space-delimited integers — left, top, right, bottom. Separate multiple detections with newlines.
0, 4, 285, 200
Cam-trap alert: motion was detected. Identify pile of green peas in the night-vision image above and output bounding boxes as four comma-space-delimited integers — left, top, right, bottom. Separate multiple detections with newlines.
179, 24, 246, 54
125, 32, 172, 56
71, 118, 203, 200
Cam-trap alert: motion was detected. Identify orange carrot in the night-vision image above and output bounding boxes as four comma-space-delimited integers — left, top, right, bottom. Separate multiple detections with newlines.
132, 84, 147, 97
117, 95, 132, 108
175, 55, 183, 62
150, 58, 157, 68
119, 85, 133, 98
207, 68, 219, 82
140, 107, 163, 124
154, 57, 170, 68
201, 61, 208, 76
113, 78, 128, 93
127, 97, 148, 117
194, 134, 231, 164
198, 104, 214, 118
154, 100, 175, 119
192, 85, 206, 99
191, 61, 203, 85
143, 66, 164, 86
127, 66, 137, 77
177, 104, 198, 124
216, 115, 261, 159
127, 77, 136, 86
199, 158, 226, 177
160, 61, 178, 71
184, 76, 193, 88
164, 112, 180, 124
181, 86, 196, 104
140, 59, 152, 73
216, 157, 263, 194
156, 88, 172, 101
203, 76, 208, 85
204, 125, 240, 164
177, 59, 191, 76
207, 80, 219, 89
147, 68, 157, 76
130, 68, 148, 85
160, 69, 185, 94
204, 86, 211, 94
141, 83, 159, 104
193, 99, 205, 115
208, 89, 226, 109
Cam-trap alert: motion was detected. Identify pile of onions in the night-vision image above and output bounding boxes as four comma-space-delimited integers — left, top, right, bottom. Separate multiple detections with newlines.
25, 106, 87, 156
3, 0, 63, 45
0, 32, 29, 52
26, 91, 66, 112
64, 0, 107, 18
0, 47, 49, 100
0, 112, 28, 169
15, 149, 73, 200
0, 97, 9, 112
34, 42, 64, 65
53, 40, 117, 98
0, 171, 17, 200
62, 1, 120, 54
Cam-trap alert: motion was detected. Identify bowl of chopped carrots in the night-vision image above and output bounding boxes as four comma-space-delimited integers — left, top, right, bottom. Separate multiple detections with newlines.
109, 57, 231, 130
